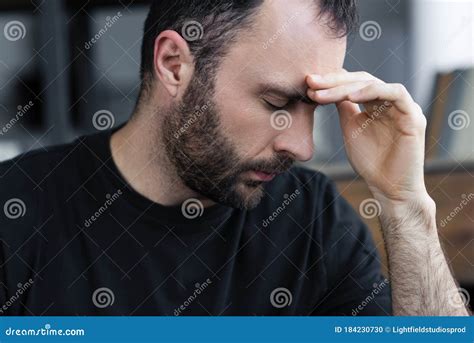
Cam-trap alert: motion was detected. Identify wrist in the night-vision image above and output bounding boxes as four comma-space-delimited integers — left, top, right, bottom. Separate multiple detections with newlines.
372, 190, 438, 237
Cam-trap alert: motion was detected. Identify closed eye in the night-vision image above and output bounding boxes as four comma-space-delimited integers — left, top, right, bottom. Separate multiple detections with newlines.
262, 98, 289, 110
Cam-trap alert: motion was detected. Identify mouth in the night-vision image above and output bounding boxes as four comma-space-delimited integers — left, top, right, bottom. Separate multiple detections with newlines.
251, 170, 277, 182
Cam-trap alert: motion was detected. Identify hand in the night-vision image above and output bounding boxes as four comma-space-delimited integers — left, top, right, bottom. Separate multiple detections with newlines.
306, 70, 429, 203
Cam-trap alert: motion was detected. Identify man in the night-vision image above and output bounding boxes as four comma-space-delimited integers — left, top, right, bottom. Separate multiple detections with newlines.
0, 0, 470, 316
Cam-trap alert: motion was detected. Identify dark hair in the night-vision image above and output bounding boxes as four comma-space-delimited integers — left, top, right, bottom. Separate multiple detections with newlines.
138, 0, 358, 99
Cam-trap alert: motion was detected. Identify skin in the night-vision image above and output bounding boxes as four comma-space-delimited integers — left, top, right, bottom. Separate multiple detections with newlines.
111, 0, 471, 315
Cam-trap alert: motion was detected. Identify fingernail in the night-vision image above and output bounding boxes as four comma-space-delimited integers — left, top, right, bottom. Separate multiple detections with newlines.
311, 74, 323, 82
316, 89, 328, 96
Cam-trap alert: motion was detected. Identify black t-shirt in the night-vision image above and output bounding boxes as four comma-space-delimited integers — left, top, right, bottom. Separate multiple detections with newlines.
0, 127, 391, 316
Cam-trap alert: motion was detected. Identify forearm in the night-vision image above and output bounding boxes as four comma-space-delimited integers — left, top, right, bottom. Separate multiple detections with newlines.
377, 193, 471, 316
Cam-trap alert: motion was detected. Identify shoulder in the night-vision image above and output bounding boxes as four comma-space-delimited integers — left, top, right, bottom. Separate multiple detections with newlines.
0, 135, 90, 242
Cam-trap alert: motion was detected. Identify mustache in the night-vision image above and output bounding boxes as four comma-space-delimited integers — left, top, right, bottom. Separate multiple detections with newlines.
240, 154, 295, 175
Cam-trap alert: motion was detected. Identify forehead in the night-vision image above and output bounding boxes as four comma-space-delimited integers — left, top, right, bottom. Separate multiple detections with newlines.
216, 0, 347, 90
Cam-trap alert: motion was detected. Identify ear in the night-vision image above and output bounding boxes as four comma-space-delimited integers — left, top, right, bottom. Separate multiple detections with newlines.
153, 30, 194, 98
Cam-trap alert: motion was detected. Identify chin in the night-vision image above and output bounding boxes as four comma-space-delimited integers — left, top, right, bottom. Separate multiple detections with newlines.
232, 181, 265, 210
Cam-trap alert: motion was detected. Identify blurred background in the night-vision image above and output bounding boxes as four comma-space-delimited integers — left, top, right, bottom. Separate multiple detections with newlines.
0, 0, 473, 309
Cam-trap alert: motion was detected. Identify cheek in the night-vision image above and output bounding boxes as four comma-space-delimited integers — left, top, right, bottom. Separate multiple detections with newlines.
214, 91, 276, 156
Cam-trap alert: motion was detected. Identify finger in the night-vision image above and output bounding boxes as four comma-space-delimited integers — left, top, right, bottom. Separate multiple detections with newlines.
336, 100, 361, 127
347, 83, 418, 115
306, 71, 382, 90
307, 80, 378, 104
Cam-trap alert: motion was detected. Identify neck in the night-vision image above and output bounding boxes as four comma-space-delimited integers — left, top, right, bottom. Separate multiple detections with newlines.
110, 108, 215, 208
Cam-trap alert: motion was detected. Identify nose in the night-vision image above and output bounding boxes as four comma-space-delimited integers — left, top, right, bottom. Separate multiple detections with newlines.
271, 109, 315, 162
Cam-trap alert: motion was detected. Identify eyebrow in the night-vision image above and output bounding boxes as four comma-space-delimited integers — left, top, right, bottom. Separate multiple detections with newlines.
258, 82, 317, 105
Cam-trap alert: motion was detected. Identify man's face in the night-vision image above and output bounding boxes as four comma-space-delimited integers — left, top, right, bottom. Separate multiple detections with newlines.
162, 0, 346, 209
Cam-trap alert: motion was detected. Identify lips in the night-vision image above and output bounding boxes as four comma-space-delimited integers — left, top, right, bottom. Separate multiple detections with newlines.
252, 170, 276, 181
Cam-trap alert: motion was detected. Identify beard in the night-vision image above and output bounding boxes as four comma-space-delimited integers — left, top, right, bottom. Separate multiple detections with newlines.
161, 74, 294, 210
